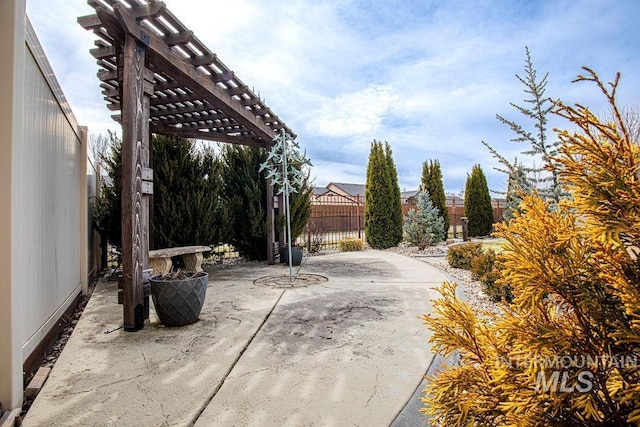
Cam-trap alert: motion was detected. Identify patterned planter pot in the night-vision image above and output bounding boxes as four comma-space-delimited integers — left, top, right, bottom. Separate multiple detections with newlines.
280, 246, 303, 266
150, 272, 208, 327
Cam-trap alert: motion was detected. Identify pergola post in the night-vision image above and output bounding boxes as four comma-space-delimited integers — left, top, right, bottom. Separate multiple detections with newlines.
121, 35, 152, 332
267, 178, 275, 264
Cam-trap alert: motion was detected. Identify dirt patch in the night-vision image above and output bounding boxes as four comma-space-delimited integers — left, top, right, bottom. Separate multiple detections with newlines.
262, 292, 403, 355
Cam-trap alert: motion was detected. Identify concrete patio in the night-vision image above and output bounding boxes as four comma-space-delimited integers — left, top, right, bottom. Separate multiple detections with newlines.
23, 250, 448, 426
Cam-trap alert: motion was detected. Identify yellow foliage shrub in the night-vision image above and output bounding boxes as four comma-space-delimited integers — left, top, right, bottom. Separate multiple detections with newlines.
338, 237, 364, 252
420, 69, 640, 426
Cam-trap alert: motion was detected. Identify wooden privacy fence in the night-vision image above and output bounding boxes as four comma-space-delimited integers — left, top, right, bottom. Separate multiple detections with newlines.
303, 194, 506, 249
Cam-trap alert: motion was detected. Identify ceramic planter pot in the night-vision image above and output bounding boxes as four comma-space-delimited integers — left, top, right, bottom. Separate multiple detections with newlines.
150, 271, 208, 327
280, 246, 303, 266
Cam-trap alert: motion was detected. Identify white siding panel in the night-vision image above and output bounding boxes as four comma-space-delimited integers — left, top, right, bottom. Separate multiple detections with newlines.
18, 39, 81, 359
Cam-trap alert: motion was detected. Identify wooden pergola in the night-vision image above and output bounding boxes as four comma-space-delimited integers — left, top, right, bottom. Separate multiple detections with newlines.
79, 0, 293, 331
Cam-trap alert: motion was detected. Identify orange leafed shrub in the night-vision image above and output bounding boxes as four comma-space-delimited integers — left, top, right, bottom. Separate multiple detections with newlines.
420, 69, 640, 426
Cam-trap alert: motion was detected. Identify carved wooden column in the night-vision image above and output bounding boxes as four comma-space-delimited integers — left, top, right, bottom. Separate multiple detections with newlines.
266, 176, 275, 264
121, 35, 152, 332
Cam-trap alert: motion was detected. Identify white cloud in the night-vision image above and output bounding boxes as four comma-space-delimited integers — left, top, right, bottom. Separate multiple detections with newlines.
306, 85, 398, 137
26, 0, 640, 194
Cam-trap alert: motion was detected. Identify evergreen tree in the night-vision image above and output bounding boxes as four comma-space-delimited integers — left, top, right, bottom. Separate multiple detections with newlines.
482, 47, 566, 208
221, 145, 269, 260
403, 190, 445, 249
421, 69, 640, 427
152, 135, 228, 248
482, 142, 532, 221
94, 134, 229, 250
384, 142, 404, 245
365, 140, 399, 249
94, 132, 122, 249
287, 172, 313, 244
464, 164, 493, 236
420, 159, 449, 238
503, 158, 530, 221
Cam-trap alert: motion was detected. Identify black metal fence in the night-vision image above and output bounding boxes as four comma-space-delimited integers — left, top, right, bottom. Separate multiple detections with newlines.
301, 194, 507, 250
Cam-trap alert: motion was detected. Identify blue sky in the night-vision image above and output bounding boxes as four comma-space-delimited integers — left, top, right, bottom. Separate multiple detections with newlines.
27, 0, 640, 194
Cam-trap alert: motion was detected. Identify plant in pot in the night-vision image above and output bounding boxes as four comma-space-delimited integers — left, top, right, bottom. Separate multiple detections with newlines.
260, 131, 312, 274
149, 269, 208, 327
277, 177, 312, 266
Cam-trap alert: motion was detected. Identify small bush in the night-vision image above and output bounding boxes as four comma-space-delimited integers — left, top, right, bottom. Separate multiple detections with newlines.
483, 276, 513, 303
470, 249, 496, 280
470, 249, 512, 302
338, 237, 363, 252
446, 242, 483, 269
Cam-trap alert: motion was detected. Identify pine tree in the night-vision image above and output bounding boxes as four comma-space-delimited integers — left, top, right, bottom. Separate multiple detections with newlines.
503, 158, 529, 221
421, 69, 640, 426
482, 142, 532, 221
403, 190, 445, 249
365, 140, 399, 249
420, 159, 449, 238
220, 145, 268, 260
384, 142, 404, 245
482, 47, 566, 210
464, 165, 493, 236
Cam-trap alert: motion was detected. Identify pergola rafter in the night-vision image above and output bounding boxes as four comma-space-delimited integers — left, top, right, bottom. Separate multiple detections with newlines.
79, 0, 294, 146
79, 0, 292, 331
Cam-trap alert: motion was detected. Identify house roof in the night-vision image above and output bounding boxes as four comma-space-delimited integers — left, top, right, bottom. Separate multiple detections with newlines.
328, 182, 366, 197
312, 186, 329, 196
401, 190, 419, 199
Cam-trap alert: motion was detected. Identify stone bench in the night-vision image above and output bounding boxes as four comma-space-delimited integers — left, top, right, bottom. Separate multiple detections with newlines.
148, 245, 211, 275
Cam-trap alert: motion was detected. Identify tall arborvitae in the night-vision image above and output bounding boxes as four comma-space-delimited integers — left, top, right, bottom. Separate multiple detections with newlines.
384, 142, 404, 245
152, 135, 227, 248
365, 140, 397, 248
420, 159, 449, 238
464, 164, 493, 236
220, 145, 268, 260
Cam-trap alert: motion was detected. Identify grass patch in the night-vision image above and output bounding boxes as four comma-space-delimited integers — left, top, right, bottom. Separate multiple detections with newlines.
480, 238, 507, 254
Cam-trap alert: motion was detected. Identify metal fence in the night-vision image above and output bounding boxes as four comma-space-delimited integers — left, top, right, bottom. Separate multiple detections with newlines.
103, 195, 506, 263
299, 193, 366, 250
302, 194, 507, 250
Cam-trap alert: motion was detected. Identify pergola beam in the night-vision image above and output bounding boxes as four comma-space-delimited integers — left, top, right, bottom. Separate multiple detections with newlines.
151, 124, 265, 147
98, 5, 280, 143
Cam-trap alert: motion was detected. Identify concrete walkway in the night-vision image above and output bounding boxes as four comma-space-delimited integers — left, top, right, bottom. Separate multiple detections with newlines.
23, 250, 448, 426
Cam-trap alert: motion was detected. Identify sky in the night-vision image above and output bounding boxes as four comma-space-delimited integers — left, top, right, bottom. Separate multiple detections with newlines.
27, 0, 640, 194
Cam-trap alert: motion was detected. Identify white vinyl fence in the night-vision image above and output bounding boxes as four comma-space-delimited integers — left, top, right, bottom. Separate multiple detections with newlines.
17, 19, 87, 367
